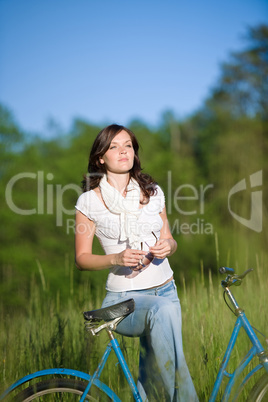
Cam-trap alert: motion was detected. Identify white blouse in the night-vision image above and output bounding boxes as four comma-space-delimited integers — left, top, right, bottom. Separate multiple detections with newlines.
75, 185, 173, 292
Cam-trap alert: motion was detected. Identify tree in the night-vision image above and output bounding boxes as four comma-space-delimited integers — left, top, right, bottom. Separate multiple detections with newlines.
208, 25, 268, 120
0, 104, 24, 177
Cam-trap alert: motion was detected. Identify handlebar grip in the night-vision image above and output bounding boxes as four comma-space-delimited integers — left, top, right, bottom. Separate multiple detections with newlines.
219, 267, 235, 274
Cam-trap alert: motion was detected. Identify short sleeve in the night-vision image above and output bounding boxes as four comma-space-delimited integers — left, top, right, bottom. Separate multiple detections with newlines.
156, 185, 165, 212
75, 191, 96, 222
144, 185, 165, 216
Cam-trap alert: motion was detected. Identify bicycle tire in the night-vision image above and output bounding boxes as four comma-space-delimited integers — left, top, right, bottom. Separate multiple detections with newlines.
13, 377, 113, 401
247, 373, 268, 402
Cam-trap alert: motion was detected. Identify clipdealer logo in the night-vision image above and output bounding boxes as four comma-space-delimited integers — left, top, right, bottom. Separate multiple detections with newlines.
228, 170, 263, 233
4, 170, 263, 234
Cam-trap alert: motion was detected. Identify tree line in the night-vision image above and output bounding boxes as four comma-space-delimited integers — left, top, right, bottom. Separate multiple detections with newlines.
0, 24, 267, 311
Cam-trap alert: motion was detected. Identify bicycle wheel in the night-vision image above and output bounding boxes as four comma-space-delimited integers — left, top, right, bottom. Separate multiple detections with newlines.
14, 378, 112, 401
247, 373, 268, 401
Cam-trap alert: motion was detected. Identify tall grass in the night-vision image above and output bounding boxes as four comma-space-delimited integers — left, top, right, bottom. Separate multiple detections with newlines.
0, 258, 267, 401
181, 258, 268, 401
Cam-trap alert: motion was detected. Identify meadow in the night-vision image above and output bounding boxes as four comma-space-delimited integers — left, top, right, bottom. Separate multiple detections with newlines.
1, 255, 267, 401
0, 24, 267, 401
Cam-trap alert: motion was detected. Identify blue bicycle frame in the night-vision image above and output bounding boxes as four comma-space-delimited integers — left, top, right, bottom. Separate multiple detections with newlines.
1, 267, 267, 401
0, 335, 142, 401
83, 335, 142, 402
209, 269, 268, 401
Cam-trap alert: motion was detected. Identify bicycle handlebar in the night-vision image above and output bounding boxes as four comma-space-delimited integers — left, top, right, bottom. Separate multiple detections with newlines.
219, 267, 253, 288
219, 267, 235, 274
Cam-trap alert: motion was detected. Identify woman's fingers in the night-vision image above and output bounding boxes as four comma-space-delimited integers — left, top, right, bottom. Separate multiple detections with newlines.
150, 239, 172, 259
117, 249, 146, 266
116, 240, 175, 266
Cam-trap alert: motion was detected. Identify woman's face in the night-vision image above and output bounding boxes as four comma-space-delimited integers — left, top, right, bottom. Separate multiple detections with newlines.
99, 130, 135, 174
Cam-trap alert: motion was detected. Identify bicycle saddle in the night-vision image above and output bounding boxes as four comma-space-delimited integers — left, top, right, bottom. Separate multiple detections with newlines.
83, 298, 135, 322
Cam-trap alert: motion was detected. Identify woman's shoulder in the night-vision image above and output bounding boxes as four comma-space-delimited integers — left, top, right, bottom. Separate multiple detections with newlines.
75, 188, 105, 219
151, 184, 165, 201
155, 184, 164, 195
76, 189, 98, 203
143, 184, 165, 213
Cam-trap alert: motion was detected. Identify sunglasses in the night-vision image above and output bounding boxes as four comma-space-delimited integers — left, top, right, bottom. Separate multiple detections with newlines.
139, 231, 158, 268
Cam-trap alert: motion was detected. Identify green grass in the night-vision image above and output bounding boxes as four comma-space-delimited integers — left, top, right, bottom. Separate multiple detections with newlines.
0, 259, 267, 401
181, 260, 268, 401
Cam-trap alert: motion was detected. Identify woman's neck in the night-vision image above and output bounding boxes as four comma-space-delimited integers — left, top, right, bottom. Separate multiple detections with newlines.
106, 172, 130, 195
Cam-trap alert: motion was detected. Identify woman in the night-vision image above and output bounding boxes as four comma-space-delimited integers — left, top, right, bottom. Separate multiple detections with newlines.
75, 124, 198, 401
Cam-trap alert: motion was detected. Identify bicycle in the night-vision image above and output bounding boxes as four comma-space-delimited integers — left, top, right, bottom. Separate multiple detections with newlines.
0, 267, 268, 401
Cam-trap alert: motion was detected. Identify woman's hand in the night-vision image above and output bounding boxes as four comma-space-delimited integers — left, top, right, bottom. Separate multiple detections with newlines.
149, 238, 177, 259
113, 249, 146, 267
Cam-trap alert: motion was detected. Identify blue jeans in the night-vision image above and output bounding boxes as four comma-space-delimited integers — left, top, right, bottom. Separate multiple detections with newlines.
101, 280, 198, 401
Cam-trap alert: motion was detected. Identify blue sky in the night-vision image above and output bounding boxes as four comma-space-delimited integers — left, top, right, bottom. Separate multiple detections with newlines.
0, 0, 267, 137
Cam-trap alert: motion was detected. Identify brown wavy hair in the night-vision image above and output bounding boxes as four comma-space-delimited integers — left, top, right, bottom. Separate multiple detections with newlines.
81, 124, 157, 203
